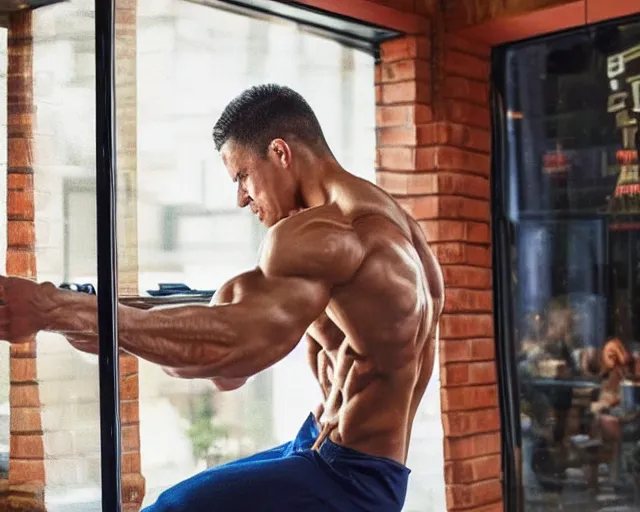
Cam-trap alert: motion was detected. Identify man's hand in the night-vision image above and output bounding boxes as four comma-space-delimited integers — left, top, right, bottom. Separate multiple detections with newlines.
0, 276, 55, 344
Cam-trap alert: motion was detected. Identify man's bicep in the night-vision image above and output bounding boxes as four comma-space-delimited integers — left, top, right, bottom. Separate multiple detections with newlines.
172, 270, 330, 379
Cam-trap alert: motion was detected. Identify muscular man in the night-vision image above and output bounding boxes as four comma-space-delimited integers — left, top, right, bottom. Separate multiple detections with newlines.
0, 85, 444, 511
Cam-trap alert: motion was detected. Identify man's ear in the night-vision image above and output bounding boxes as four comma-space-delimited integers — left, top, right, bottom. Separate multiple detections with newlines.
269, 138, 292, 168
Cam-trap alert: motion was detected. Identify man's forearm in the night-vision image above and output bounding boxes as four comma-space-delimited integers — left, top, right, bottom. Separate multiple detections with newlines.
41, 286, 237, 370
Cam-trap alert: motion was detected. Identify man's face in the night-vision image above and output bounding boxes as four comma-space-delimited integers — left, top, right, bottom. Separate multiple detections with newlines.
220, 139, 297, 227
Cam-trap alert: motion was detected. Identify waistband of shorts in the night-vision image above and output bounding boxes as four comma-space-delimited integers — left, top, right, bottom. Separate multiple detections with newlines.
316, 437, 411, 475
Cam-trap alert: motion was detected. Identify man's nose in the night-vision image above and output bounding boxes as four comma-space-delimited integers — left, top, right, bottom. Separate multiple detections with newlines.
237, 187, 251, 208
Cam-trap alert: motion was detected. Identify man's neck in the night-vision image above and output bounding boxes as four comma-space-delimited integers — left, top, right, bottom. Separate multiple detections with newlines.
297, 156, 344, 210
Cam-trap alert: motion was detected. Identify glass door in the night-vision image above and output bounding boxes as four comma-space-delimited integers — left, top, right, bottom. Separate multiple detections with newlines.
493, 14, 640, 512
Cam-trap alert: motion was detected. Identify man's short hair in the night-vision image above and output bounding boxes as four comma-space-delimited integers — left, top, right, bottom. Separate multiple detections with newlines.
213, 84, 329, 155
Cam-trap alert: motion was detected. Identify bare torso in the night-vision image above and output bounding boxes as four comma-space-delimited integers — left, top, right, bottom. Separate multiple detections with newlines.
262, 175, 444, 464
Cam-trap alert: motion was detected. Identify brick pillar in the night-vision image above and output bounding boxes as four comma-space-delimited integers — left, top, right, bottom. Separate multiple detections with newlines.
436, 34, 501, 512
376, 24, 503, 512
7, 10, 47, 512
116, 0, 145, 509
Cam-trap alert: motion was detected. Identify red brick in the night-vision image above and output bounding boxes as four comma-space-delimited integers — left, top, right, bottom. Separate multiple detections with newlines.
380, 81, 431, 105
446, 100, 491, 129
380, 36, 430, 62
443, 408, 500, 437
120, 400, 139, 426
438, 196, 490, 222
462, 502, 504, 512
6, 248, 35, 277
440, 313, 493, 339
470, 338, 495, 361
122, 451, 141, 473
375, 84, 382, 104
446, 479, 502, 509
444, 50, 490, 81
8, 137, 32, 167
10, 341, 36, 358
7, 173, 33, 191
416, 146, 490, 175
444, 431, 501, 460
467, 222, 490, 243
378, 147, 415, 170
9, 459, 45, 485
379, 59, 430, 83
122, 424, 140, 452
418, 122, 491, 153
119, 354, 138, 377
469, 361, 497, 384
420, 220, 484, 244
120, 374, 139, 401
411, 104, 434, 124
7, 220, 35, 249
374, 63, 382, 84
444, 454, 501, 484
439, 338, 495, 364
396, 196, 438, 220
10, 358, 37, 383
438, 173, 490, 199
8, 113, 33, 137
466, 244, 491, 266
442, 361, 496, 386
121, 473, 145, 505
376, 104, 433, 127
10, 434, 44, 459
377, 126, 417, 147
10, 407, 42, 434
441, 385, 498, 412
377, 105, 410, 127
10, 384, 40, 408
444, 76, 489, 105
440, 265, 491, 289
446, 35, 491, 59
445, 288, 492, 312
377, 172, 437, 196
420, 220, 466, 242
7, 189, 34, 220
432, 242, 466, 263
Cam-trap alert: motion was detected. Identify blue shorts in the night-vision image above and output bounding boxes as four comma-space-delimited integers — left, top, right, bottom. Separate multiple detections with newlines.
142, 413, 411, 511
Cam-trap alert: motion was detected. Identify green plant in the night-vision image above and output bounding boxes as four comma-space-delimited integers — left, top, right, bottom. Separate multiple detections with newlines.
185, 392, 227, 462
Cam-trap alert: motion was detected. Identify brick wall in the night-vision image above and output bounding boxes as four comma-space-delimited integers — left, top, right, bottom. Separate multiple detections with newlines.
6, 10, 47, 512
375, 6, 502, 512
6, 1, 145, 509
115, 0, 145, 508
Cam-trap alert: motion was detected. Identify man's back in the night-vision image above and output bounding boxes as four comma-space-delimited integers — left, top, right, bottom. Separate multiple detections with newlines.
259, 173, 445, 464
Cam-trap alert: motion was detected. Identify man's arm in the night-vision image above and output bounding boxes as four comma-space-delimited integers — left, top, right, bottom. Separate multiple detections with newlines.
0, 208, 364, 380
41, 270, 329, 379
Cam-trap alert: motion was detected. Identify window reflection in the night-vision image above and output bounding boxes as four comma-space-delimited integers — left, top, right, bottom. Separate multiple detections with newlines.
503, 16, 640, 511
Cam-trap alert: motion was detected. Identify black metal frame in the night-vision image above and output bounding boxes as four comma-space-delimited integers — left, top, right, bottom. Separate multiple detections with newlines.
95, 0, 122, 509
490, 48, 524, 512
185, 0, 402, 60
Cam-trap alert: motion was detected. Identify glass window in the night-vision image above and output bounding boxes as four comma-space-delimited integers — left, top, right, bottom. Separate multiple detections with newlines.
497, 16, 640, 510
134, 1, 377, 506
30, 1, 103, 509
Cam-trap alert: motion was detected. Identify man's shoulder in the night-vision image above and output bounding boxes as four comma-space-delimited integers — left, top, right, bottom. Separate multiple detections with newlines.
259, 205, 365, 284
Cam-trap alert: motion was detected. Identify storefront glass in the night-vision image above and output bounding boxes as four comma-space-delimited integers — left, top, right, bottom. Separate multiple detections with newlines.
496, 15, 640, 512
